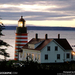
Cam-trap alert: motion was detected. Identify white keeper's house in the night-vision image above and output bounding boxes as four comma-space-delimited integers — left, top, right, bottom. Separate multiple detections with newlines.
19, 34, 74, 63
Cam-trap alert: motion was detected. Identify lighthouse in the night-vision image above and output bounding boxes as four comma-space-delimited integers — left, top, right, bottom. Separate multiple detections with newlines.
14, 16, 28, 60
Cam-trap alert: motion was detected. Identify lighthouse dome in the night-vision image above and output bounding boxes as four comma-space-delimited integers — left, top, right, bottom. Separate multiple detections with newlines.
18, 16, 25, 22
18, 16, 26, 27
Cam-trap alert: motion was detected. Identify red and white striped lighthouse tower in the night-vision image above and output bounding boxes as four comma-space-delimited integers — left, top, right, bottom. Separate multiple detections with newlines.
14, 16, 28, 60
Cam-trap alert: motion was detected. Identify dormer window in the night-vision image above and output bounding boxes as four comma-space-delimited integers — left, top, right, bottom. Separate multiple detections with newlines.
28, 44, 34, 49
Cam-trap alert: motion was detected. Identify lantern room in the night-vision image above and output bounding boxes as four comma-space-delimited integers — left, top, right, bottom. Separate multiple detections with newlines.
18, 16, 26, 27
16, 16, 27, 34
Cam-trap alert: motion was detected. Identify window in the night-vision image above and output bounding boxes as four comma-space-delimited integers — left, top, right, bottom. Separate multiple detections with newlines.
20, 53, 22, 58
38, 54, 40, 61
35, 54, 37, 60
32, 54, 34, 60
66, 53, 70, 58
45, 54, 48, 60
47, 46, 50, 51
55, 46, 58, 51
23, 53, 26, 59
57, 54, 60, 59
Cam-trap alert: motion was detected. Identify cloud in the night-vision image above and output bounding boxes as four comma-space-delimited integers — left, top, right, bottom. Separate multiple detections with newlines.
0, 0, 75, 27
0, 11, 75, 21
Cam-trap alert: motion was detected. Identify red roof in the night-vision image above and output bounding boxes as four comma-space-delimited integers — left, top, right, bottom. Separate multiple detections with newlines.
22, 38, 73, 51
28, 38, 44, 44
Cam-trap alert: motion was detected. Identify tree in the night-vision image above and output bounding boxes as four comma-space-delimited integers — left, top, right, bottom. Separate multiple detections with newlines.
0, 22, 10, 60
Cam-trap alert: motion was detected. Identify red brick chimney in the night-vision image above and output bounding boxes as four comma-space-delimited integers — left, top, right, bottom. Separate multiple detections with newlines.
35, 33, 38, 39
58, 34, 60, 39
45, 34, 48, 39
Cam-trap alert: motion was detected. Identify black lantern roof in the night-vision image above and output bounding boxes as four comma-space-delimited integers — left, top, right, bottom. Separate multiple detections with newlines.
18, 16, 25, 22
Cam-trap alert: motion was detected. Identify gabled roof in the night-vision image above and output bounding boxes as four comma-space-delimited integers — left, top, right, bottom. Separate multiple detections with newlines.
28, 38, 44, 44
22, 38, 73, 51
54, 39, 73, 50
35, 39, 53, 50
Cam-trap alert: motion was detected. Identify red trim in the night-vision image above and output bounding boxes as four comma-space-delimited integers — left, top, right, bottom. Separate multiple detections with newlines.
16, 33, 27, 36
15, 55, 18, 56
16, 37, 28, 39
15, 48, 21, 49
15, 44, 25, 46
15, 51, 17, 53
14, 58, 18, 60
